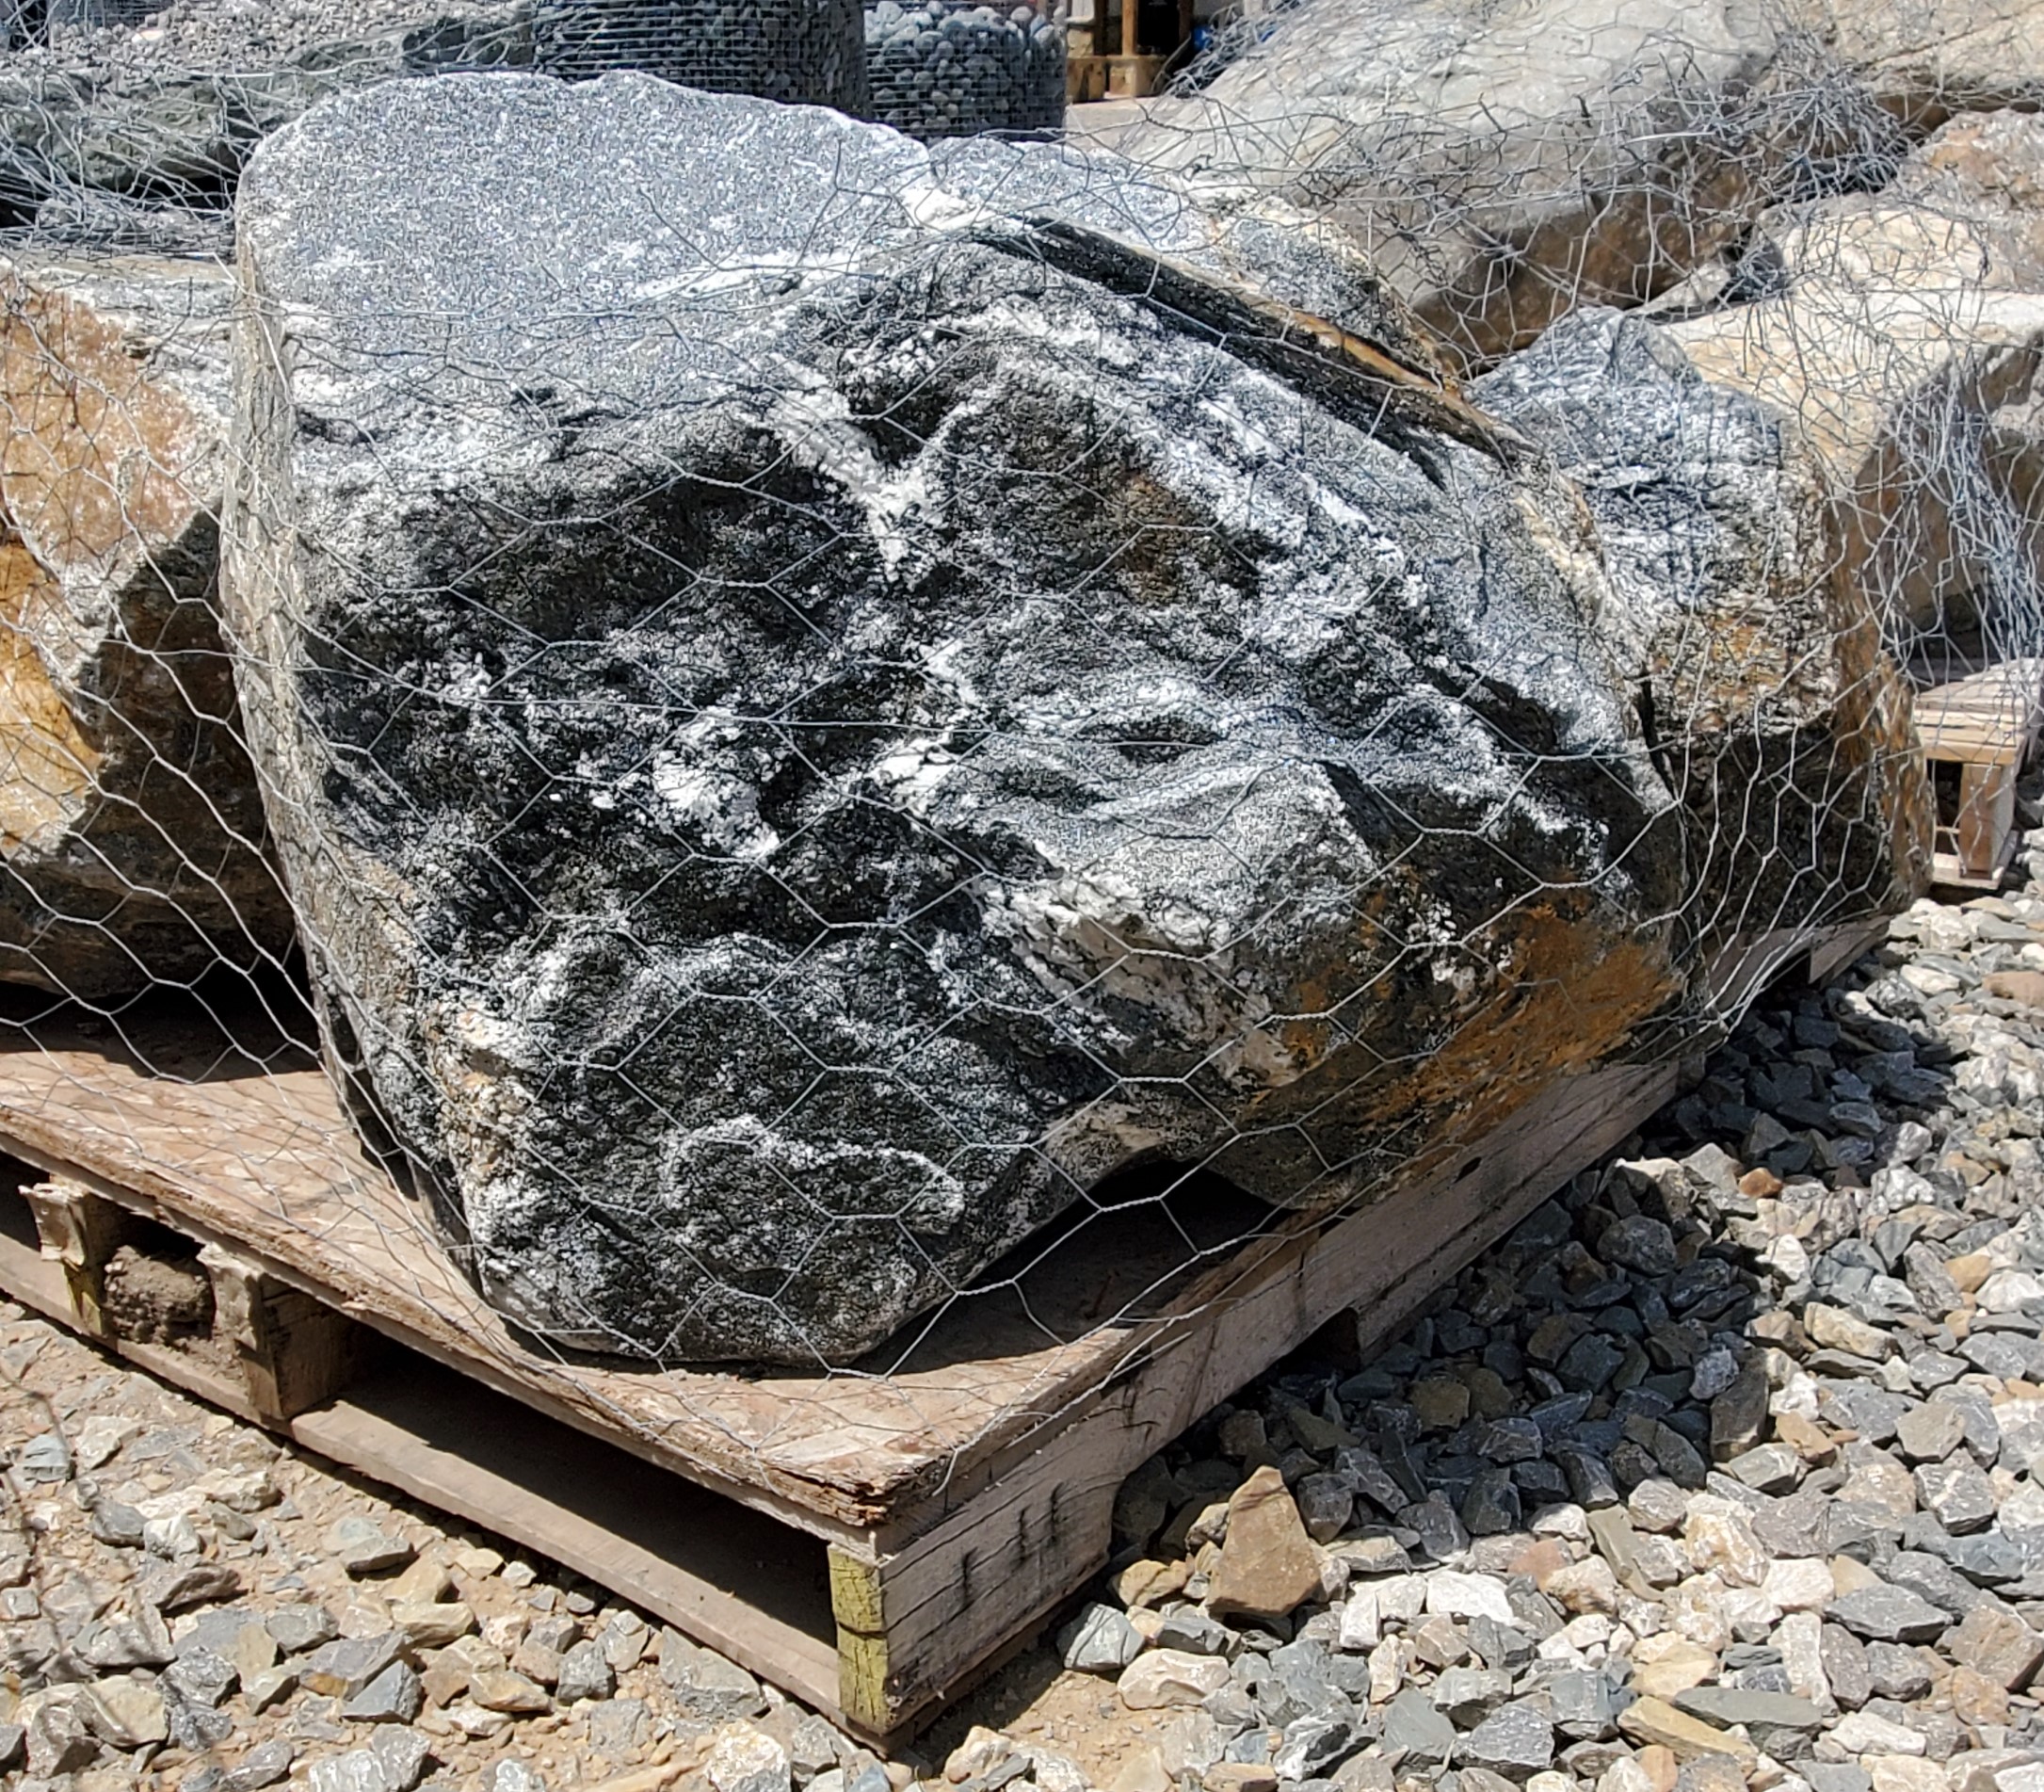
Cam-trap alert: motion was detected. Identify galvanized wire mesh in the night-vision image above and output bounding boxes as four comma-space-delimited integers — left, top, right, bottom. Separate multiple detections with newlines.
0, 0, 2036, 1438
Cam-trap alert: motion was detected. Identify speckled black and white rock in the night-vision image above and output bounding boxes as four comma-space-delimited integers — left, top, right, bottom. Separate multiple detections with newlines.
1475, 310, 1933, 968
224, 73, 1687, 1364
864, 0, 1063, 140
27, 0, 520, 70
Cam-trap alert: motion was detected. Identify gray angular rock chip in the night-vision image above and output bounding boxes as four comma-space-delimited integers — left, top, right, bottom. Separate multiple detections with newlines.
1827, 1582, 1951, 1644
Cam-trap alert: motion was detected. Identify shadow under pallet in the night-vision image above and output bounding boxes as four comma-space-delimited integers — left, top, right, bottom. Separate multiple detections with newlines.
0, 915, 1883, 1740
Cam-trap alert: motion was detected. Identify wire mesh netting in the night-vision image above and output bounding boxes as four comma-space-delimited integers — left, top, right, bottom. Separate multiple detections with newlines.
0, 0, 2040, 1544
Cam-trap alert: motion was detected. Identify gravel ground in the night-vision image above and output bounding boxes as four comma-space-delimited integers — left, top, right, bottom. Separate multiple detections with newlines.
4, 808, 2043, 1792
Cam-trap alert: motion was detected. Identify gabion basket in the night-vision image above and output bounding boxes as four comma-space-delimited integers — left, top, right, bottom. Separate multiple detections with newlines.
865, 0, 1066, 140
11, 0, 156, 40
533, 0, 871, 112
52, 0, 160, 23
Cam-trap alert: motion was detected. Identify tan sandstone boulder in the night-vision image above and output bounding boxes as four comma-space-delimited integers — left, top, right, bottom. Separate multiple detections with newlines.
1, 253, 289, 998
1114, 0, 2044, 368
1661, 109, 2044, 645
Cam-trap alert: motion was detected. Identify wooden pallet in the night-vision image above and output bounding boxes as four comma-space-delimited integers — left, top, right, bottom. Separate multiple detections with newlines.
1067, 53, 1167, 101
1912, 654, 2044, 888
1068, 0, 1188, 101
0, 922, 1871, 1740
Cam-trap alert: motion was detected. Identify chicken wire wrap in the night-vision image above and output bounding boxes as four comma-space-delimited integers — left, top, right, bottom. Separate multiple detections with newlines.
0, 0, 2033, 1464
864, 0, 1066, 141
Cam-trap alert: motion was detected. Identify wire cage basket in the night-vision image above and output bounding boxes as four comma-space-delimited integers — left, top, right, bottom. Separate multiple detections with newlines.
50, 0, 163, 24
532, 0, 871, 112
2, 0, 155, 46
865, 0, 1066, 140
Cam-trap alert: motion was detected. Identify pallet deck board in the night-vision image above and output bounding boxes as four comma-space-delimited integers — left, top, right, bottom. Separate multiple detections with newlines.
294, 1364, 844, 1715
1914, 654, 2044, 767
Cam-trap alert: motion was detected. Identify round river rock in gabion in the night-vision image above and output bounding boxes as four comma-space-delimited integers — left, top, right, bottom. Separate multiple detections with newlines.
534, 0, 870, 111
865, 0, 1064, 139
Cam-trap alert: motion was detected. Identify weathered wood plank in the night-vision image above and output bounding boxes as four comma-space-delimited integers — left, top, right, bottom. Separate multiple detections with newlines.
1809, 915, 1890, 986
201, 1244, 365, 1425
0, 1184, 264, 1420
21, 1174, 124, 1336
1915, 656, 2044, 767
0, 1185, 72, 1321
1955, 761, 2020, 882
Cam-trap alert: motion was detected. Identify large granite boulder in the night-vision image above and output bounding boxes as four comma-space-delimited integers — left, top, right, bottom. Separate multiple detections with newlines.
225, 73, 1685, 1364
1476, 310, 1933, 972
0, 250, 290, 997
1114, 0, 2044, 369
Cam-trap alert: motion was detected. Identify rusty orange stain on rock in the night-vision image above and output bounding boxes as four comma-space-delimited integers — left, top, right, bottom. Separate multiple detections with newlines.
1337, 902, 1678, 1160
1239, 889, 1681, 1217
0, 532, 100, 850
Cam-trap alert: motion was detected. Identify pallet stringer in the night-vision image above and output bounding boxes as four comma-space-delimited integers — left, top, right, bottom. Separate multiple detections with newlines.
21, 1173, 124, 1338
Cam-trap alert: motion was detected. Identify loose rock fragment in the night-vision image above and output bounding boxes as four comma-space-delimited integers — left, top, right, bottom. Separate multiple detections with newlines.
1118, 1651, 1232, 1710
1208, 1468, 1325, 1622
1617, 1698, 1759, 1768
1945, 1606, 2044, 1689
1827, 1585, 1950, 1644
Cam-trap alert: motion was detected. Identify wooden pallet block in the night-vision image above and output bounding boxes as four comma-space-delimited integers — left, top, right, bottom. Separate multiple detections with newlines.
1069, 0, 1185, 100
1912, 654, 2044, 888
1067, 53, 1166, 100
0, 917, 1871, 1737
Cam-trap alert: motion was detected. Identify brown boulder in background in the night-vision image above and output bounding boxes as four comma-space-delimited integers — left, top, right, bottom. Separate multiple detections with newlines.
1659, 110, 2044, 653
1114, 0, 2044, 370
0, 253, 289, 999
